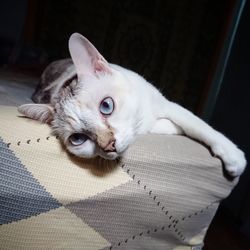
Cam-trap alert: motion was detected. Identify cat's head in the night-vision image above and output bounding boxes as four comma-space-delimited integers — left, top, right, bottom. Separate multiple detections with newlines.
18, 33, 141, 160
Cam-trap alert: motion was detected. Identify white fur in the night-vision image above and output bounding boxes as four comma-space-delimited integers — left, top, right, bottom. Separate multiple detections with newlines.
18, 33, 246, 177
112, 64, 246, 176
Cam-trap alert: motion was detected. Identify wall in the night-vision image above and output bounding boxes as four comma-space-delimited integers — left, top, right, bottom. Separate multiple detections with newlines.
210, 0, 250, 238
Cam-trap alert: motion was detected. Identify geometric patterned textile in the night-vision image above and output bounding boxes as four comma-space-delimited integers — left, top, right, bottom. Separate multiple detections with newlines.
0, 137, 61, 224
0, 106, 238, 249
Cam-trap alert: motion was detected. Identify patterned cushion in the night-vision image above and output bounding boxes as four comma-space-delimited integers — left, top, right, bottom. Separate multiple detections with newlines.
0, 106, 237, 249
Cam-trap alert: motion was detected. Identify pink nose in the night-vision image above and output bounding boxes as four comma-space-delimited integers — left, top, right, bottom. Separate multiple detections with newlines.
103, 139, 116, 152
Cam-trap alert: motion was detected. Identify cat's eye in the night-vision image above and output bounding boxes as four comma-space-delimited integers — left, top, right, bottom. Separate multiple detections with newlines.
69, 133, 88, 146
100, 97, 114, 115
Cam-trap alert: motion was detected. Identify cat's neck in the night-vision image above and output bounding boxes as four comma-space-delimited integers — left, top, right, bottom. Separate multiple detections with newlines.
110, 63, 168, 133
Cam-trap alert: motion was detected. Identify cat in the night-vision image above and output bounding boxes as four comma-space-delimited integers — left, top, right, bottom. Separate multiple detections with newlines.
18, 33, 246, 177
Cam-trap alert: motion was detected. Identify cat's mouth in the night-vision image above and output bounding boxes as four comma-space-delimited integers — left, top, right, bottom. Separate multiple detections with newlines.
100, 152, 119, 160
94, 146, 120, 160
97, 143, 129, 160
98, 142, 125, 160
99, 148, 118, 161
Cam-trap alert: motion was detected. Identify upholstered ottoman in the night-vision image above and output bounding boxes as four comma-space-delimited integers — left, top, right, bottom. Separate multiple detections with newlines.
0, 106, 237, 249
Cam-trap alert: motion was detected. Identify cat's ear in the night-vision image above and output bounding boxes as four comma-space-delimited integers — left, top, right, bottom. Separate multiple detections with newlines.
18, 104, 54, 124
68, 33, 112, 78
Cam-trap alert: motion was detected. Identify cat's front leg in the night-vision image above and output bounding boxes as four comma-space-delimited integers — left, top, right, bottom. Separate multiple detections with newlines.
160, 101, 246, 177
150, 118, 183, 134
210, 137, 246, 176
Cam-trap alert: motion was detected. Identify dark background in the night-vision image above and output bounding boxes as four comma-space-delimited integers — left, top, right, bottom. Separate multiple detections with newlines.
0, 0, 249, 249
0, 0, 239, 113
209, 0, 250, 246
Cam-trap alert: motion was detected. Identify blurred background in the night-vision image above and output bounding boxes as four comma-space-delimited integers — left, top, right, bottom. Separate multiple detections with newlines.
0, 0, 249, 249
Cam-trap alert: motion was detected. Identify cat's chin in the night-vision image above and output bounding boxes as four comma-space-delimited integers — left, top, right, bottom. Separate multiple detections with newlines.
98, 152, 120, 160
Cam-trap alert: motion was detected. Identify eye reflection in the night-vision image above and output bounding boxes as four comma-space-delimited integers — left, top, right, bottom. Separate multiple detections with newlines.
69, 133, 88, 146
100, 97, 114, 115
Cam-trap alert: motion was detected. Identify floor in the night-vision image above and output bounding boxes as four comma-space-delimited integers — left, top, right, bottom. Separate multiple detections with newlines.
0, 69, 36, 106
204, 208, 250, 250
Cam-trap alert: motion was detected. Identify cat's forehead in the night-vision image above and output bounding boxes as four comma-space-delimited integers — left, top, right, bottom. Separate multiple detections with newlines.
79, 73, 117, 90
76, 72, 130, 100
55, 71, 130, 120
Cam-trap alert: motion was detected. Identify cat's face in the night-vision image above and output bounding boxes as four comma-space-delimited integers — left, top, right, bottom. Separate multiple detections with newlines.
52, 72, 139, 160
18, 33, 140, 160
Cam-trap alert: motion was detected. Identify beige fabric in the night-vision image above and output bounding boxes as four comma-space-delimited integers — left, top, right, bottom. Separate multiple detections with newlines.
0, 105, 238, 249
0, 106, 131, 205
0, 207, 109, 250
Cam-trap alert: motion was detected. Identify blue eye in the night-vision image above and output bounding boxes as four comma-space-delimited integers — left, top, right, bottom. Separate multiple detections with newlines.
100, 97, 114, 115
69, 133, 88, 146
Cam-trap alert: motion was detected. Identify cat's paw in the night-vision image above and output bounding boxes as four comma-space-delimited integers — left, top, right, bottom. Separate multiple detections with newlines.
211, 143, 247, 177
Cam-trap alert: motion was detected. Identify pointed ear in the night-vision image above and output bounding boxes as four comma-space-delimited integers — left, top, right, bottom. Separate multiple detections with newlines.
68, 33, 112, 78
18, 104, 54, 124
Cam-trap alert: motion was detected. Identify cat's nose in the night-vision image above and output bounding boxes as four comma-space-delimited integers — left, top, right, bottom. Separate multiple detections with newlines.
103, 139, 116, 152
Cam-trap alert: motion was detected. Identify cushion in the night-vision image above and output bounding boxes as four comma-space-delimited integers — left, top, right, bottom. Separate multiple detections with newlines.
0, 105, 237, 249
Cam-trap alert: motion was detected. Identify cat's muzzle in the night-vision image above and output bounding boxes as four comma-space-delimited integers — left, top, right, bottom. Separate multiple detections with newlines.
102, 139, 116, 153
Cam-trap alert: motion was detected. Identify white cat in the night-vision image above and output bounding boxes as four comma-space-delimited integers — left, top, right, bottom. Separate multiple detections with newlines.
18, 33, 246, 177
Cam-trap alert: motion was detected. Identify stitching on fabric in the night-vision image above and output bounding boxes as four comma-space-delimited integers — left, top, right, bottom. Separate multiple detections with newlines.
181, 201, 219, 221
0, 141, 63, 224
119, 164, 219, 246
109, 222, 185, 249
173, 202, 219, 243
121, 164, 177, 223
5, 135, 59, 148
4, 138, 219, 246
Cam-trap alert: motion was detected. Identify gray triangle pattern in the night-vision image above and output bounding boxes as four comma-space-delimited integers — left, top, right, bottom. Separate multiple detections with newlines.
66, 135, 236, 249
0, 137, 61, 224
66, 180, 182, 249
121, 135, 233, 218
